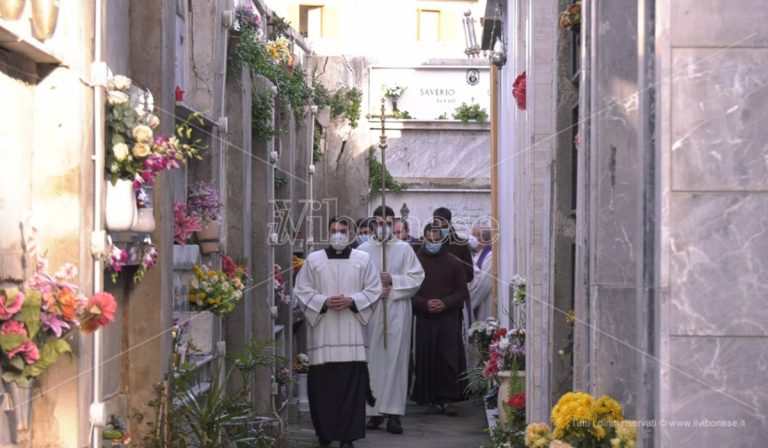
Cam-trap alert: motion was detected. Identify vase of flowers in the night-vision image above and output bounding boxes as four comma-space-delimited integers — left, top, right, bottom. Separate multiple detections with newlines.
188, 262, 247, 317
188, 181, 222, 254
0, 221, 118, 441
294, 353, 310, 411
383, 84, 406, 111
105, 178, 137, 231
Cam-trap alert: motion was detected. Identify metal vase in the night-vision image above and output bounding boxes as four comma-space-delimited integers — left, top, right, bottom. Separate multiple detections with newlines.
0, 0, 25, 20
30, 0, 59, 41
4, 380, 34, 443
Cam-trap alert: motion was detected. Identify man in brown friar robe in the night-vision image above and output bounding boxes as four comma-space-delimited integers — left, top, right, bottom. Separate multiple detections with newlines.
411, 222, 470, 416
432, 207, 475, 331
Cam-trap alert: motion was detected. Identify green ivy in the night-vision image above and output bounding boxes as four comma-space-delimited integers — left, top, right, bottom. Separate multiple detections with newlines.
329, 87, 363, 128
367, 146, 406, 199
453, 102, 488, 123
252, 90, 277, 142
267, 14, 292, 40
391, 109, 413, 119
274, 175, 287, 189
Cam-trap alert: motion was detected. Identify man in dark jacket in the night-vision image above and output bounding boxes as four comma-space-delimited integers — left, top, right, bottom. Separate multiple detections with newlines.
411, 222, 469, 417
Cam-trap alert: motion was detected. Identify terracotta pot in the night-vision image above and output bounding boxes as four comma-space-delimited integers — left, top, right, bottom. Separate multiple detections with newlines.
105, 179, 137, 232
196, 220, 220, 254
0, 0, 26, 20
30, 0, 59, 41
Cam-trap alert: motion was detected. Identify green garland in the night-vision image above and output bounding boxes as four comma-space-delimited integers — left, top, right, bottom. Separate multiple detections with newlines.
367, 146, 406, 199
453, 102, 488, 122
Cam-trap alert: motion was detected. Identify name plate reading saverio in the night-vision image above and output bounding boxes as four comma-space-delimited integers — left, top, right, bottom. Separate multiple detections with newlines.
368, 66, 490, 121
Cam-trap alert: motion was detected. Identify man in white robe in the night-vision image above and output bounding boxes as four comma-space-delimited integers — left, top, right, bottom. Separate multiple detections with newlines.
359, 206, 425, 435
295, 215, 382, 448
469, 221, 494, 323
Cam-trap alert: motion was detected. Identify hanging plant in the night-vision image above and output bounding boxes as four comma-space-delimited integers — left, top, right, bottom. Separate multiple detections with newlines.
559, 2, 581, 32
513, 71, 526, 110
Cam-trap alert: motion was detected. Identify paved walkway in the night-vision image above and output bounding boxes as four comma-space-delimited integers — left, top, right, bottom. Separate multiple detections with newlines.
284, 399, 491, 448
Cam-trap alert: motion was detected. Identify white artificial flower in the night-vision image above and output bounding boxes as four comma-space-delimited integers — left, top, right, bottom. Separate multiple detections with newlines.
233, 290, 243, 300
107, 90, 129, 105
112, 143, 129, 162
498, 336, 510, 351
200, 281, 209, 289
190, 278, 199, 289
111, 75, 132, 90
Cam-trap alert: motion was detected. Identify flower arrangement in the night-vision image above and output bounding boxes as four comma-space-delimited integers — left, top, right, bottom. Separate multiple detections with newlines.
560, 2, 581, 32
232, 1, 261, 33
187, 180, 222, 226
489, 391, 526, 447
525, 392, 636, 448
513, 72, 527, 110
484, 327, 525, 378
265, 37, 291, 63
173, 202, 203, 245
105, 73, 206, 187
468, 316, 500, 357
512, 275, 527, 303
382, 84, 406, 98
188, 263, 247, 316
0, 221, 118, 386
274, 264, 289, 305
293, 353, 309, 374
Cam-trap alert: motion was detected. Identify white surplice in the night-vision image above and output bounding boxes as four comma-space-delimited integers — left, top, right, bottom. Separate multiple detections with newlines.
469, 247, 493, 322
358, 238, 425, 416
294, 247, 382, 365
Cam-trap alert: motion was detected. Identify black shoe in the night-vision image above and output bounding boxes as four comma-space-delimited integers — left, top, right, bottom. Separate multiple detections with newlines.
340, 442, 355, 448
366, 415, 385, 430
386, 415, 403, 434
443, 403, 458, 416
318, 439, 331, 447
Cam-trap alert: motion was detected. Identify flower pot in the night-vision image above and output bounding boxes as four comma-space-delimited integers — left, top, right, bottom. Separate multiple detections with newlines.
196, 221, 220, 254
0, 0, 25, 20
297, 373, 309, 411
3, 380, 34, 444
496, 370, 524, 428
227, 31, 241, 58
30, 0, 59, 41
177, 311, 215, 354
105, 179, 137, 232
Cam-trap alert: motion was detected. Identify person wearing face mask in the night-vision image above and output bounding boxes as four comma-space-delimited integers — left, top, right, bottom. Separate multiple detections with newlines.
295, 215, 383, 448
351, 217, 373, 248
411, 222, 470, 417
468, 220, 494, 324
357, 206, 425, 435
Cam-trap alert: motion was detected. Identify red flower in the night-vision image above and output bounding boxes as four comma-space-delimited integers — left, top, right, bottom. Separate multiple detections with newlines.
492, 328, 508, 341
507, 392, 526, 410
80, 292, 117, 333
513, 71, 526, 110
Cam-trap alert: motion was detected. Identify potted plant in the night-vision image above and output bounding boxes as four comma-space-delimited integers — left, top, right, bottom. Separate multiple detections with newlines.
187, 181, 222, 254
229, 1, 261, 57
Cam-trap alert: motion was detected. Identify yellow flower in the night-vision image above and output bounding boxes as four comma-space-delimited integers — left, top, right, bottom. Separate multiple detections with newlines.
132, 124, 154, 143
595, 395, 623, 422
525, 423, 553, 448
132, 143, 151, 158
112, 143, 129, 162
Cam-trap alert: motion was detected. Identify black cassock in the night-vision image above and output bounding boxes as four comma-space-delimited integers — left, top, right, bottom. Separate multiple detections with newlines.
412, 308, 468, 405
308, 361, 368, 443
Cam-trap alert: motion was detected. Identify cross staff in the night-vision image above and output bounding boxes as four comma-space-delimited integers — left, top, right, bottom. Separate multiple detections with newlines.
379, 98, 388, 349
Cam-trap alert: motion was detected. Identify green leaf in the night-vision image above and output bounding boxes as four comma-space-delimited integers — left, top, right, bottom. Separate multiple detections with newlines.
23, 339, 71, 378
9, 356, 25, 371
18, 290, 41, 339
0, 334, 25, 352
2, 371, 29, 387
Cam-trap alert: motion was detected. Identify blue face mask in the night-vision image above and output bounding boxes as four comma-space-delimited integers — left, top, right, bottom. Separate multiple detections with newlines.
356, 234, 369, 245
424, 242, 442, 254
440, 228, 450, 239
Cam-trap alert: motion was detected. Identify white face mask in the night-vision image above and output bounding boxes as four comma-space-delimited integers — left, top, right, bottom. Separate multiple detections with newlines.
424, 242, 442, 254
376, 224, 392, 241
440, 228, 450, 239
356, 234, 369, 245
330, 232, 349, 250
469, 235, 480, 250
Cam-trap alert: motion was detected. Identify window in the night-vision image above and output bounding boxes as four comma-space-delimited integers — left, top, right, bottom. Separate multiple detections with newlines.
417, 9, 441, 42
300, 5, 323, 39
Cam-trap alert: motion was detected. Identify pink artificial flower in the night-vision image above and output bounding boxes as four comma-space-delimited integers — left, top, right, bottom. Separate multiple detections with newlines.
41, 312, 71, 338
173, 203, 203, 245
7, 340, 40, 365
54, 263, 78, 282
80, 292, 117, 333
1, 320, 27, 336
0, 290, 25, 320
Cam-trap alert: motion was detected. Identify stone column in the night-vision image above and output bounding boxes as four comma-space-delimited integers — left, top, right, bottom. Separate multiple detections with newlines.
658, 1, 768, 446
